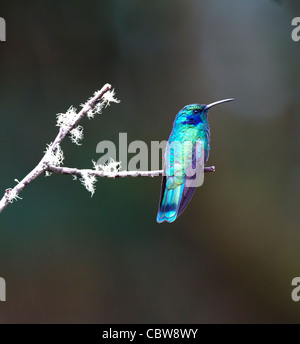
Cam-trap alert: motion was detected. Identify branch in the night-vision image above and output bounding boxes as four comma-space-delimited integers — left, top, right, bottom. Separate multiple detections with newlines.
0, 83, 114, 214
0, 82, 216, 215
47, 165, 215, 178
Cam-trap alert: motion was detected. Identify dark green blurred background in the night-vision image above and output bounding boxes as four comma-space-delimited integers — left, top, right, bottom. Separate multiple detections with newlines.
0, 0, 299, 323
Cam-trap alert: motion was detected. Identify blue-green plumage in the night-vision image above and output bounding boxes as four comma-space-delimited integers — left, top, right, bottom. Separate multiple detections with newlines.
157, 99, 234, 223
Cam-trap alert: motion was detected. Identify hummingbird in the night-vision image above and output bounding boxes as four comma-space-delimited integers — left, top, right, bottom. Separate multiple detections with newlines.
156, 98, 234, 223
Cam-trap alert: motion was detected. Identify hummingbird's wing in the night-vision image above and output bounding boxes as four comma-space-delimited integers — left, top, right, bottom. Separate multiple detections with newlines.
177, 140, 205, 217
157, 139, 205, 223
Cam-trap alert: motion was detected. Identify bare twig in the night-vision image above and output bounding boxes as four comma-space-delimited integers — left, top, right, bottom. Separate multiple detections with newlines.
0, 83, 113, 213
47, 165, 215, 178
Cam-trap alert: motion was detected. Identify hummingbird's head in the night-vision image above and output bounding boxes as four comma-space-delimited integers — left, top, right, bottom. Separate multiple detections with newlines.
177, 99, 234, 126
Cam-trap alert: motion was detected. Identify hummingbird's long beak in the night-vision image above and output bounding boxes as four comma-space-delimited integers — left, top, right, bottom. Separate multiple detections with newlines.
204, 98, 234, 110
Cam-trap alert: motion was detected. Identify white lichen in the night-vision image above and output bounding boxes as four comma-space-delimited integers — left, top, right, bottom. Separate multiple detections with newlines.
102, 89, 120, 108
93, 158, 121, 177
80, 171, 97, 196
69, 125, 84, 145
5, 188, 22, 203
44, 143, 64, 176
56, 106, 77, 130
83, 89, 120, 119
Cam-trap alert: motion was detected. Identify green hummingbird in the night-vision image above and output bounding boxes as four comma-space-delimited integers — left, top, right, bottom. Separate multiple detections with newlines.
157, 99, 234, 223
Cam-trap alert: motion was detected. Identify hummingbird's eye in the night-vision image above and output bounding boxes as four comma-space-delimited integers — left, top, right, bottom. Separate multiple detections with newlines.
193, 109, 200, 114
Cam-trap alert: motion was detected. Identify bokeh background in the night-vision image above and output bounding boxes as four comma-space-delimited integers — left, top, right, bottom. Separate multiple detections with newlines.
0, 0, 299, 323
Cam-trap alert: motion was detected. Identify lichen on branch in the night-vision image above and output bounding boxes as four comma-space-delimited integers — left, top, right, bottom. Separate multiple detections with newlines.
0, 83, 216, 214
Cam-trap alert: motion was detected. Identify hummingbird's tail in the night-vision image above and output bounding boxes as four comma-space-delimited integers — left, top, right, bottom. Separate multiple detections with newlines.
156, 176, 185, 223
